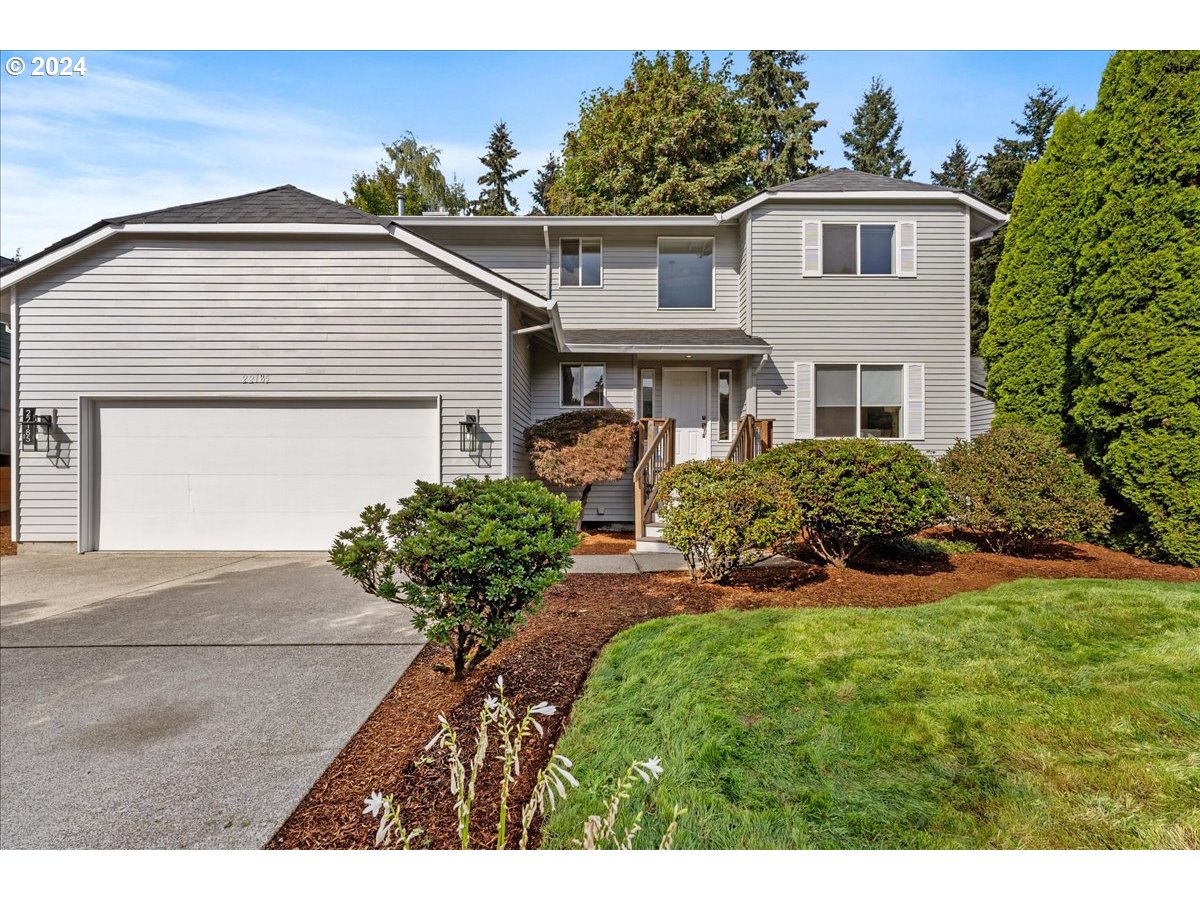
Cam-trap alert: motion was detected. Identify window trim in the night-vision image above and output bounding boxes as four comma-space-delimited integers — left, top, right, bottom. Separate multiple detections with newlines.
812, 362, 905, 440
640, 368, 655, 419
559, 236, 604, 289
655, 235, 716, 310
820, 222, 900, 278
717, 368, 732, 441
559, 361, 607, 409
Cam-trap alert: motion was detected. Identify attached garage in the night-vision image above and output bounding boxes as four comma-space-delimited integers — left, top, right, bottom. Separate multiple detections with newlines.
84, 398, 439, 551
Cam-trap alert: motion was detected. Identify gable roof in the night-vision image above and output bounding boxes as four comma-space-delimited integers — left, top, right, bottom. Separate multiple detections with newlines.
0, 186, 550, 312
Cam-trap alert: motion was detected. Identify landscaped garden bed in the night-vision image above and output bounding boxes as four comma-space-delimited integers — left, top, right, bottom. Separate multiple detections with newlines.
572, 529, 635, 555
269, 539, 1197, 850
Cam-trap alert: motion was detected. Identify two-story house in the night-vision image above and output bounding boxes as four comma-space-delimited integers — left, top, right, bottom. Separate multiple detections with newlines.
0, 170, 1006, 552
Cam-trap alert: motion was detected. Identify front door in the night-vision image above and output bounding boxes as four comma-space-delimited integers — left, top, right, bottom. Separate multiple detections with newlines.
662, 368, 710, 464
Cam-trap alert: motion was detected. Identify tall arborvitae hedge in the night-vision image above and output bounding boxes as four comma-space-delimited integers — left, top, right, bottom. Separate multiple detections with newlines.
982, 108, 1095, 440
985, 51, 1200, 565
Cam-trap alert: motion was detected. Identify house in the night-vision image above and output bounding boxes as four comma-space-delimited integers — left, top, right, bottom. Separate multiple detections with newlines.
970, 356, 995, 437
1, 255, 15, 513
0, 171, 1006, 552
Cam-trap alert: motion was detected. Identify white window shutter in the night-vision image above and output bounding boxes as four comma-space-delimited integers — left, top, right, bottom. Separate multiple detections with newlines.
905, 363, 925, 440
794, 362, 815, 438
898, 221, 917, 277
802, 221, 822, 277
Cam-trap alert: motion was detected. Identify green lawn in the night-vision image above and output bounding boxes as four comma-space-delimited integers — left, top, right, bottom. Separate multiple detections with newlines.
541, 579, 1200, 849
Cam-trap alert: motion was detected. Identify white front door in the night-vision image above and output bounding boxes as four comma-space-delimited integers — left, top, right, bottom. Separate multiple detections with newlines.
662, 368, 710, 464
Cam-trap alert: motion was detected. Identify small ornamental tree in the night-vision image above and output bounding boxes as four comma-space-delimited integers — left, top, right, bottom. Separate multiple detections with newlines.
525, 409, 636, 520
752, 439, 946, 567
656, 460, 793, 583
939, 424, 1112, 553
330, 478, 580, 679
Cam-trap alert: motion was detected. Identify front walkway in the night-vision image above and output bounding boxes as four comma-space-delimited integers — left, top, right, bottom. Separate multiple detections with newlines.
569, 551, 688, 574
0, 552, 424, 849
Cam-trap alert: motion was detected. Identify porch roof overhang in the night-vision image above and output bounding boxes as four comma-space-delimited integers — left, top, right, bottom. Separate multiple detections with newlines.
558, 327, 770, 356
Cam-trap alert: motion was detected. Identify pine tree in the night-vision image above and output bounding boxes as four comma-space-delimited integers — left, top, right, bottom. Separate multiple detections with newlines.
530, 154, 561, 215
929, 140, 979, 191
1069, 51, 1200, 564
840, 76, 913, 179
981, 109, 1095, 440
738, 50, 827, 189
969, 86, 1067, 349
474, 121, 528, 215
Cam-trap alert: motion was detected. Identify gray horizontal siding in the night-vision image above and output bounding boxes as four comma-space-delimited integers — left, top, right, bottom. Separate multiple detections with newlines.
749, 201, 970, 455
14, 235, 506, 542
970, 388, 995, 437
408, 224, 742, 330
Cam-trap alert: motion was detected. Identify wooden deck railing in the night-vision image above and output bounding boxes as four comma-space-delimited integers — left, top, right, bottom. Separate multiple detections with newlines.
633, 417, 675, 539
725, 414, 776, 463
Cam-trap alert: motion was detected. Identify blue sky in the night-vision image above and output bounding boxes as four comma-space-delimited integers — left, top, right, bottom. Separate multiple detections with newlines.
0, 50, 1111, 257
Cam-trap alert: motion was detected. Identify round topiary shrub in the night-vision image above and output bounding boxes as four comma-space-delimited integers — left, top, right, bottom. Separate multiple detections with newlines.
939, 424, 1112, 553
656, 460, 792, 583
330, 477, 581, 679
750, 438, 947, 567
524, 409, 636, 518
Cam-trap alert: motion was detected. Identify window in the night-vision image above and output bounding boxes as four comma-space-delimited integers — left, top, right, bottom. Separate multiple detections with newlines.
657, 237, 714, 309
820, 223, 896, 276
561, 238, 602, 287
640, 369, 655, 419
814, 364, 903, 438
561, 363, 606, 408
717, 369, 732, 440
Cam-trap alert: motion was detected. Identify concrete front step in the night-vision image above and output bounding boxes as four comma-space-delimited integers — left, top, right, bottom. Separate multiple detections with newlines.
635, 534, 676, 553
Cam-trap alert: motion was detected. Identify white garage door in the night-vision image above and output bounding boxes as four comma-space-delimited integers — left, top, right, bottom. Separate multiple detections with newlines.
93, 399, 439, 551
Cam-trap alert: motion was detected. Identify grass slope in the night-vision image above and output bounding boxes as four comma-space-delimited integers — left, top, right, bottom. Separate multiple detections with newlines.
541, 579, 1200, 849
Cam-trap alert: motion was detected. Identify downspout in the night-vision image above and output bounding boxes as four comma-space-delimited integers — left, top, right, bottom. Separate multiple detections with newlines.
543, 225, 552, 301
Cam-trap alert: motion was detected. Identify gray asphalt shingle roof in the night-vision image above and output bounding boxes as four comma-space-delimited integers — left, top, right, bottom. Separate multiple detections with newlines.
562, 328, 769, 349
108, 185, 376, 225
771, 168, 954, 194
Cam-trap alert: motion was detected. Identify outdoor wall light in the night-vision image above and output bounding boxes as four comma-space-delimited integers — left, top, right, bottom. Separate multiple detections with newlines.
20, 407, 57, 454
459, 409, 481, 455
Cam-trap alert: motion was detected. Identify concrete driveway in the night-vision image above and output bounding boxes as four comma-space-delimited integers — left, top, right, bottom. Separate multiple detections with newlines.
0, 552, 424, 849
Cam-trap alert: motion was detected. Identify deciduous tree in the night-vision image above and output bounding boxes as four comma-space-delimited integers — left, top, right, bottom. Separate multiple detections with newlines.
345, 132, 468, 215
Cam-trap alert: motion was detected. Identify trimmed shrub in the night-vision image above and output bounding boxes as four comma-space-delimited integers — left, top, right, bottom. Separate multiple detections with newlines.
330, 478, 580, 678
656, 460, 791, 582
751, 439, 947, 567
525, 409, 636, 517
939, 424, 1112, 553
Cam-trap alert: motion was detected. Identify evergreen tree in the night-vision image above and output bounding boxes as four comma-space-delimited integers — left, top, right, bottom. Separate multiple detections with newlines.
970, 86, 1067, 349
929, 140, 979, 191
553, 51, 758, 215
345, 132, 468, 215
738, 50, 827, 189
981, 109, 1095, 440
840, 76, 913, 179
1069, 51, 1200, 564
530, 154, 561, 215
474, 121, 528, 215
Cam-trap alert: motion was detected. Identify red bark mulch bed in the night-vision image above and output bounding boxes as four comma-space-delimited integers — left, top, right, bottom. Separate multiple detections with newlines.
0, 509, 14, 557
269, 540, 1196, 850
572, 529, 635, 555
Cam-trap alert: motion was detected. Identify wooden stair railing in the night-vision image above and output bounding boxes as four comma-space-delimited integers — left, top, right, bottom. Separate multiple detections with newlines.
725, 414, 776, 463
633, 417, 675, 540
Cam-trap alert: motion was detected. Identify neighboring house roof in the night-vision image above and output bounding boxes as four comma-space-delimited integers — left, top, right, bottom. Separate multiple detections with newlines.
0, 186, 550, 313
970, 356, 988, 393
560, 327, 770, 355
0, 255, 15, 272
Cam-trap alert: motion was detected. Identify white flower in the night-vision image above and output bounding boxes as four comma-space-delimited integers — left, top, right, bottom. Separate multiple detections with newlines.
484, 695, 499, 712
634, 757, 664, 783
496, 675, 504, 691
363, 791, 385, 818
529, 701, 557, 717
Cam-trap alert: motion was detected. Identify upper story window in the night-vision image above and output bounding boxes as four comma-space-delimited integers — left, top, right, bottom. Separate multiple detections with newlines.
561, 238, 602, 287
804, 220, 916, 277
657, 237, 714, 309
561, 363, 606, 408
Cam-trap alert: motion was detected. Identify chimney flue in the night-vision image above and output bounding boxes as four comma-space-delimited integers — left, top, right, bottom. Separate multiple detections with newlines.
397, 193, 405, 216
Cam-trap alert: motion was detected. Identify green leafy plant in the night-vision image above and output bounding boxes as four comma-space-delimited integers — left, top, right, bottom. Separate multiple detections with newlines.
330, 478, 580, 679
656, 460, 792, 582
939, 424, 1112, 553
365, 678, 681, 850
751, 439, 947, 567
525, 409, 635, 519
